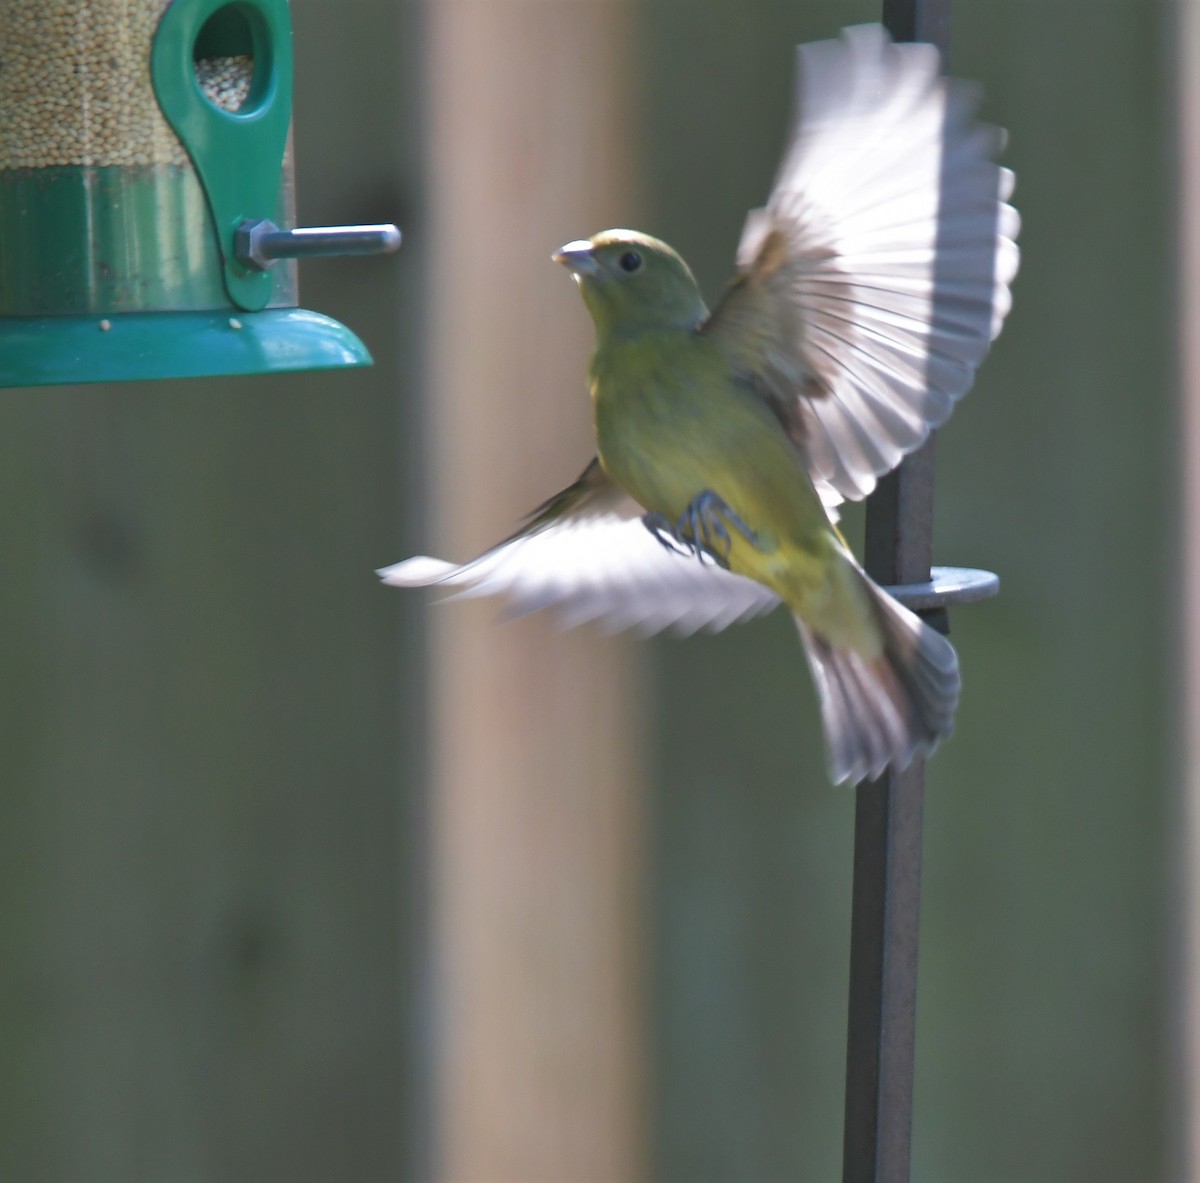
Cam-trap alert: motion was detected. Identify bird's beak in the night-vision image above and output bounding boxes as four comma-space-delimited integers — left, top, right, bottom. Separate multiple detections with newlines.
552, 239, 599, 276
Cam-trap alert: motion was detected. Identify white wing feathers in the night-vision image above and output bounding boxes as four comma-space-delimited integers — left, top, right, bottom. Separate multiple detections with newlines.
382, 25, 1018, 635
379, 469, 780, 636
723, 24, 1020, 506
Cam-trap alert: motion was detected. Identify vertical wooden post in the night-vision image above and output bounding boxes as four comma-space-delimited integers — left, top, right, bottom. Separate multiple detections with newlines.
1176, 0, 1200, 1177
424, 4, 644, 1180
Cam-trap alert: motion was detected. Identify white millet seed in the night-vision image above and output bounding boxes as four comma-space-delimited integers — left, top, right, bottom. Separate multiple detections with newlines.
194, 55, 253, 113
0, 1, 190, 169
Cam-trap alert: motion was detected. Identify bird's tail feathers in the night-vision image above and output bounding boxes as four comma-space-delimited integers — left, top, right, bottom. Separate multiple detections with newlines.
796, 571, 960, 786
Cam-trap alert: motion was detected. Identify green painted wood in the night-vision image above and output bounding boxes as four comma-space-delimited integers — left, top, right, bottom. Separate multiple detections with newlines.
641, 2, 1170, 1181
0, 0, 421, 1178
0, 2, 1175, 1180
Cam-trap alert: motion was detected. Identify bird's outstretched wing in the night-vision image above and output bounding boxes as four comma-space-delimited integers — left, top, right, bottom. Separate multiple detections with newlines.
702, 24, 1020, 507
379, 459, 780, 635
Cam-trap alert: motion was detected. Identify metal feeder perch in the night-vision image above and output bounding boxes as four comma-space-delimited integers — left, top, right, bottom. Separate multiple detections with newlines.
0, 0, 401, 388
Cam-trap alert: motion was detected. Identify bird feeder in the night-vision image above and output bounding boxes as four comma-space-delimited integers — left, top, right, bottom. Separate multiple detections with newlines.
0, 0, 401, 388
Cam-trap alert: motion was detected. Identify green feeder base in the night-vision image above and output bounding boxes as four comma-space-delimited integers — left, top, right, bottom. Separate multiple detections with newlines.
0, 308, 373, 389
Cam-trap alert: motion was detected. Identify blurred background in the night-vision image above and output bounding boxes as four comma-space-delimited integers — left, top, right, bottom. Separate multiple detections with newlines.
0, 1, 1182, 1181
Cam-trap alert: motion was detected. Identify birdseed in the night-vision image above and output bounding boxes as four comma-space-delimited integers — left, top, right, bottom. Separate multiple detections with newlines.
194, 54, 253, 113
0, 3, 256, 170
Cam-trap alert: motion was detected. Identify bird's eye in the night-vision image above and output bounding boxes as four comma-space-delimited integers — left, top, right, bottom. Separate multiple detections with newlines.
619, 250, 642, 273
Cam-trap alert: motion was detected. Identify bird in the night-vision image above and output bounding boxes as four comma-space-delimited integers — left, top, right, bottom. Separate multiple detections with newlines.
380, 24, 1020, 786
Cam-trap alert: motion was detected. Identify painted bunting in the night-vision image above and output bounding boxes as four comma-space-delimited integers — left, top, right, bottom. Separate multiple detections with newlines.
381, 25, 1019, 785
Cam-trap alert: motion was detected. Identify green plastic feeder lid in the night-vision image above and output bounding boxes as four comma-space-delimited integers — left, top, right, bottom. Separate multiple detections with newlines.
0, 309, 373, 389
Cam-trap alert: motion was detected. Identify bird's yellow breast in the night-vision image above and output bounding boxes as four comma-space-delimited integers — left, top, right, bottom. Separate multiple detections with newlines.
589, 328, 845, 611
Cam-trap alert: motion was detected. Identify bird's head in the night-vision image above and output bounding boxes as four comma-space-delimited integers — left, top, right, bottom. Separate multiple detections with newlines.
552, 230, 707, 337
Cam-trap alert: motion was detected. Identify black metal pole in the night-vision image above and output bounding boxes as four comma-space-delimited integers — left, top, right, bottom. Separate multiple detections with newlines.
841, 4, 952, 1182
842, 456, 938, 1183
